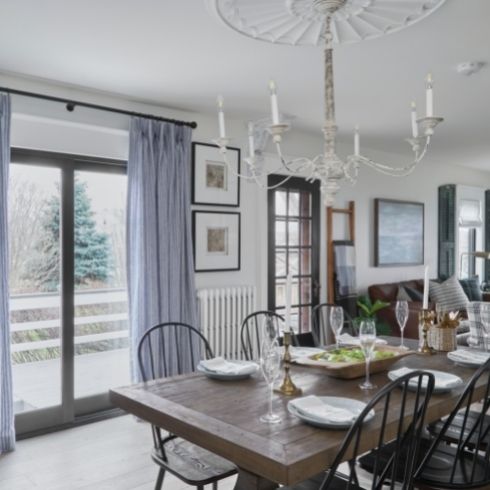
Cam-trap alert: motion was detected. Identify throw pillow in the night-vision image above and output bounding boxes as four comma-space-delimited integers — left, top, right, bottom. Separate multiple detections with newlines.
429, 275, 469, 313
396, 286, 413, 302
466, 302, 489, 348
404, 286, 424, 302
459, 276, 483, 302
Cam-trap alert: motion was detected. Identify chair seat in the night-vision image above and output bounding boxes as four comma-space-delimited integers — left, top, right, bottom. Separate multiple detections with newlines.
359, 438, 490, 489
415, 442, 490, 489
428, 411, 490, 449
152, 437, 236, 486
282, 471, 364, 490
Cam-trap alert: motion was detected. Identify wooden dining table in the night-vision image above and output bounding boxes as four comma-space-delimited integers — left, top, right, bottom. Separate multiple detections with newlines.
110, 338, 487, 489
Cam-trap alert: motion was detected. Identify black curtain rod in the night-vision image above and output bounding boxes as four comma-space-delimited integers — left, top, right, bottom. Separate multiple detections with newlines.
0, 86, 198, 129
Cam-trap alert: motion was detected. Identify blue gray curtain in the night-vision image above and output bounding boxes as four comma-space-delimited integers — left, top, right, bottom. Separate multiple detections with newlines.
0, 93, 14, 453
127, 117, 199, 381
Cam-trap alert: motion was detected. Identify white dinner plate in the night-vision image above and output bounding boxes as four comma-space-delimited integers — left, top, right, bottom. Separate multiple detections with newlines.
447, 349, 490, 368
288, 396, 374, 430
197, 360, 258, 381
387, 368, 463, 394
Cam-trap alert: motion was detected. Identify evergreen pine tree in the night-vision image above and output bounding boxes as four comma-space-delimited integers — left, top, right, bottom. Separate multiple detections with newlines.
27, 179, 111, 291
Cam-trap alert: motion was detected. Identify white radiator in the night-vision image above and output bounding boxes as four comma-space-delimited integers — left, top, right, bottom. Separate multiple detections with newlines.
197, 286, 257, 359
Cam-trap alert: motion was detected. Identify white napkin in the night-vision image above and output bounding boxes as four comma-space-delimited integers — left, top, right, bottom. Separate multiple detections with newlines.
390, 367, 458, 388
450, 349, 490, 363
337, 334, 387, 346
292, 396, 356, 423
200, 357, 257, 375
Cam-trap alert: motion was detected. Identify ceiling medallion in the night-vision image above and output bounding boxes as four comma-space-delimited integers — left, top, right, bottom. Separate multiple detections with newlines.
207, 0, 447, 45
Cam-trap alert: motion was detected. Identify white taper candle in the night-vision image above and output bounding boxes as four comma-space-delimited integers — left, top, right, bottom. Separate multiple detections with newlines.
426, 74, 433, 117
269, 80, 280, 125
411, 101, 419, 138
354, 125, 360, 156
217, 95, 226, 139
423, 265, 429, 310
285, 272, 292, 332
248, 122, 255, 159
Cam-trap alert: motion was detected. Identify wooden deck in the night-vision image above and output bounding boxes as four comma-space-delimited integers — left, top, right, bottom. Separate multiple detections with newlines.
13, 348, 130, 412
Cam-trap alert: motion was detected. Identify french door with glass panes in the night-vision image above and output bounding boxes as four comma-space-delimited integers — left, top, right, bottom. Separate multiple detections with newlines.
9, 149, 128, 435
267, 175, 320, 333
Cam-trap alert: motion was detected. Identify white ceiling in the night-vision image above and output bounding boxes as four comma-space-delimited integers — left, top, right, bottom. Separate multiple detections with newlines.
0, 0, 489, 170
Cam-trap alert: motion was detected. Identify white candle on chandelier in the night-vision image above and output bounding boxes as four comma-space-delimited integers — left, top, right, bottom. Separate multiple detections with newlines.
217, 95, 226, 139
285, 272, 292, 332
354, 125, 360, 156
411, 101, 419, 138
248, 122, 255, 159
422, 265, 429, 310
426, 73, 433, 117
269, 80, 280, 125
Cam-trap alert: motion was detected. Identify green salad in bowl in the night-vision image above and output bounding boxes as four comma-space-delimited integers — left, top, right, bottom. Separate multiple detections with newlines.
311, 348, 395, 363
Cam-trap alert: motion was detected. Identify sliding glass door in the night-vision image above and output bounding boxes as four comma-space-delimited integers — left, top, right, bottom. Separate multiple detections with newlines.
8, 149, 127, 434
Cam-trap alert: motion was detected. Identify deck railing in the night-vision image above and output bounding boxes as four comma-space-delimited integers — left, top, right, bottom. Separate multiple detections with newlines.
10, 289, 129, 357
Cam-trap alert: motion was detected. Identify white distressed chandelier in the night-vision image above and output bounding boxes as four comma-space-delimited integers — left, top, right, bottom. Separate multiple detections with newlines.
208, 0, 446, 206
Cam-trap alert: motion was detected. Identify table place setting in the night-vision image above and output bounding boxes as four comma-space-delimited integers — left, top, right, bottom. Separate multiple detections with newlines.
387, 367, 463, 393
288, 395, 375, 429
447, 349, 490, 368
197, 357, 259, 380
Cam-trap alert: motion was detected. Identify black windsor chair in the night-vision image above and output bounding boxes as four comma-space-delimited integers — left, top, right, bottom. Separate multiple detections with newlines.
282, 370, 435, 490
137, 322, 237, 490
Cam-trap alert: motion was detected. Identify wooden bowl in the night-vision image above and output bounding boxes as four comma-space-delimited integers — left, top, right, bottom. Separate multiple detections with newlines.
293, 345, 414, 379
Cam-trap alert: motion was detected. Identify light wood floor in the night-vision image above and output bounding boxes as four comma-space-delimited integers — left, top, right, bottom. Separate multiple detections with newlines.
0, 415, 237, 490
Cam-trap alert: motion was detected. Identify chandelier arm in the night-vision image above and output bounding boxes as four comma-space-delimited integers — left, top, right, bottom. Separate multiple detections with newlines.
346, 135, 432, 177
274, 141, 316, 174
414, 137, 431, 163
250, 171, 295, 189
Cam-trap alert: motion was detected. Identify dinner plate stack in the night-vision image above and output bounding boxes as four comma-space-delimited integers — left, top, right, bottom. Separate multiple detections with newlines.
288, 395, 374, 429
447, 349, 490, 368
197, 357, 259, 380
388, 367, 463, 393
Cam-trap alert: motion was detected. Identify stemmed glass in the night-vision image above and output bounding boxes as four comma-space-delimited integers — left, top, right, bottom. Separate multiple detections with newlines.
259, 337, 282, 424
359, 319, 377, 390
395, 300, 409, 350
330, 306, 344, 349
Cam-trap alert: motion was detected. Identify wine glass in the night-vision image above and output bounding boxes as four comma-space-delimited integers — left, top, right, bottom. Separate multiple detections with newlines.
259, 338, 282, 424
395, 300, 409, 350
262, 315, 278, 349
359, 319, 377, 390
330, 306, 344, 349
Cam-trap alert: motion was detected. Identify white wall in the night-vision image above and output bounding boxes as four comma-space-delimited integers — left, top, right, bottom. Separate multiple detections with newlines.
4, 73, 490, 308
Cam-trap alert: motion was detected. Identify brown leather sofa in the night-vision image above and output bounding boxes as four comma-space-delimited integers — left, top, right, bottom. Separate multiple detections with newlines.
368, 279, 426, 339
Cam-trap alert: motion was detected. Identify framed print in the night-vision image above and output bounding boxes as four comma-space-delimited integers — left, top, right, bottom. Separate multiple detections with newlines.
192, 142, 240, 207
193, 211, 241, 272
375, 198, 424, 267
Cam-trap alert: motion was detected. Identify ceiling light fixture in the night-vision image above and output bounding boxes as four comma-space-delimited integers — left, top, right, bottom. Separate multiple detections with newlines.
209, 0, 445, 206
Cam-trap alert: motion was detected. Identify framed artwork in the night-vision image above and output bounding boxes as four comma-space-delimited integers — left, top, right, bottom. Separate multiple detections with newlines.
193, 211, 241, 272
375, 198, 424, 267
192, 142, 240, 207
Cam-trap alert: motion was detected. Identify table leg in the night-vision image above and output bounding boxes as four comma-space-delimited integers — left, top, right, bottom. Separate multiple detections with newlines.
233, 468, 279, 490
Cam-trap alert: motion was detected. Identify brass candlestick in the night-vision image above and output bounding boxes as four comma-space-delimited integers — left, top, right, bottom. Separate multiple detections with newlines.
276, 331, 302, 396
419, 309, 435, 355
